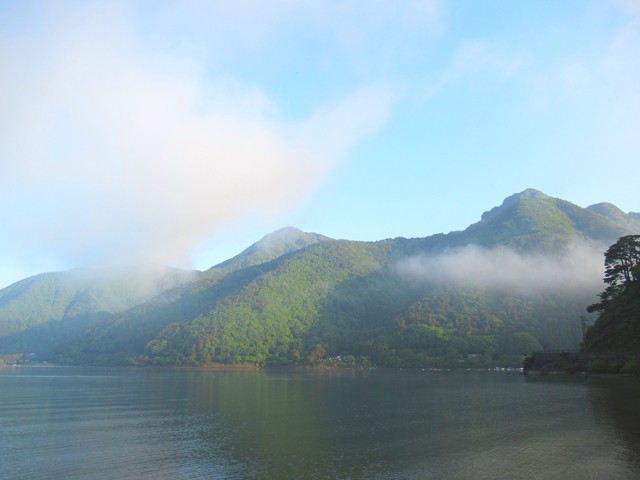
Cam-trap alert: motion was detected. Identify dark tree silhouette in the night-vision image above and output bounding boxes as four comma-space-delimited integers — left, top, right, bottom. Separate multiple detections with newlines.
588, 235, 640, 313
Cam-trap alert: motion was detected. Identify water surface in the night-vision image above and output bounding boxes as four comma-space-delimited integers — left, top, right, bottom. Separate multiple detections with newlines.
1, 366, 639, 479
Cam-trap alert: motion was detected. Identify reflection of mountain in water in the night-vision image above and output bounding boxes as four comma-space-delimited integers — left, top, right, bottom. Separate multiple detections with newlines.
588, 377, 640, 469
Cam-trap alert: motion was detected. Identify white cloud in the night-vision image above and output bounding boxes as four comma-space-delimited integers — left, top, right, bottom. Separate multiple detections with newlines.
395, 243, 604, 295
0, 2, 395, 273
295, 84, 395, 163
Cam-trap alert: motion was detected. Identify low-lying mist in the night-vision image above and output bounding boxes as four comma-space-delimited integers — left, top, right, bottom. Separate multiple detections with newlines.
394, 242, 605, 295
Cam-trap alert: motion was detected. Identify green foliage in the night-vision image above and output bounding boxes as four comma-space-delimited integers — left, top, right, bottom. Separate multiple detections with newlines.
209, 227, 329, 274
144, 241, 391, 366
583, 284, 640, 353
588, 235, 640, 313
584, 236, 640, 354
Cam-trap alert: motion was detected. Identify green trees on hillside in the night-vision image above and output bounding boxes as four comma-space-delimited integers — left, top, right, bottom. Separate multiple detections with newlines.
6, 191, 637, 367
138, 269, 585, 368
584, 235, 640, 353
141, 241, 392, 366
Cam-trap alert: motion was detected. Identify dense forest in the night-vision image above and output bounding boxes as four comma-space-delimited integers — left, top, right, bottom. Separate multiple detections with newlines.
1, 189, 639, 368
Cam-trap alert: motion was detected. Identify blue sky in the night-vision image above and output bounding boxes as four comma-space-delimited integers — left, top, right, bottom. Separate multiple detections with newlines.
1, 0, 639, 288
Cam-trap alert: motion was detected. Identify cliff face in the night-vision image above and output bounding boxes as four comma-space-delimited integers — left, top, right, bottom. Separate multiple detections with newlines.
524, 352, 640, 376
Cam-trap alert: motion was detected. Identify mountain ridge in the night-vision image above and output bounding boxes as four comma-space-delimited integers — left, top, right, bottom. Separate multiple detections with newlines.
2, 189, 639, 367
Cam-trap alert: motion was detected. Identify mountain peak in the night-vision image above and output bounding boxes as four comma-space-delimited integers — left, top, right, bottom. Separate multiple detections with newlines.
503, 188, 549, 205
587, 202, 626, 217
480, 188, 550, 223
587, 202, 640, 231
209, 227, 331, 273
247, 227, 330, 254
466, 189, 640, 252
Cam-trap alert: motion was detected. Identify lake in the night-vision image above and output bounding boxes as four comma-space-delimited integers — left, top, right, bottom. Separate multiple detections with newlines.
1, 366, 639, 479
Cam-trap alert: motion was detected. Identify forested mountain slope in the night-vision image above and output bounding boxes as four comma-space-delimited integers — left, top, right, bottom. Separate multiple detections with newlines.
2, 190, 639, 367
0, 265, 199, 354
43, 228, 329, 361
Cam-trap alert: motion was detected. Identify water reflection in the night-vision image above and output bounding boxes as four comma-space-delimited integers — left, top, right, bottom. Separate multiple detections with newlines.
150, 369, 640, 480
156, 369, 398, 479
587, 376, 640, 471
2, 367, 640, 480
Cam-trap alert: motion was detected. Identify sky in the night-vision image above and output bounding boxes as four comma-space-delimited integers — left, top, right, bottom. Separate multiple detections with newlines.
1, 0, 639, 289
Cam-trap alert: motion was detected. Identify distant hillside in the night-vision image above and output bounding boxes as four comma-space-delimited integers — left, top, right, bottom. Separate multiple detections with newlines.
1, 189, 638, 367
0, 265, 199, 354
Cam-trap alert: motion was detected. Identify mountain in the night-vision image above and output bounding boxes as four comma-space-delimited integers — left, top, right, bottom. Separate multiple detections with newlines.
50, 228, 333, 364
454, 188, 638, 250
1, 189, 639, 367
0, 265, 199, 354
208, 227, 331, 275
0, 228, 324, 352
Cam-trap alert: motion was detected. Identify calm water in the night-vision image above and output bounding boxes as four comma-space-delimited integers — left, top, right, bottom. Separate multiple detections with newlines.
1, 367, 639, 480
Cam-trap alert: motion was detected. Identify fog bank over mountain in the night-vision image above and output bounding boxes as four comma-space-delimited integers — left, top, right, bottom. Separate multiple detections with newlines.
395, 241, 605, 295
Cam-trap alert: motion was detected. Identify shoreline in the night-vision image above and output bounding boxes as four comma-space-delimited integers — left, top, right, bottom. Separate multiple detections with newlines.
524, 352, 640, 376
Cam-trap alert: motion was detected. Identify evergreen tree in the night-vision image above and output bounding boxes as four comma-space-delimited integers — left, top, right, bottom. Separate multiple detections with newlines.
588, 235, 640, 313
584, 235, 640, 353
